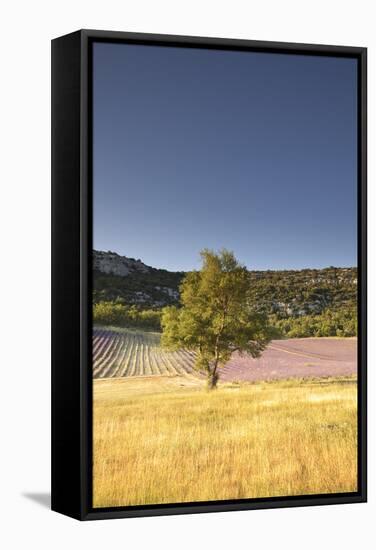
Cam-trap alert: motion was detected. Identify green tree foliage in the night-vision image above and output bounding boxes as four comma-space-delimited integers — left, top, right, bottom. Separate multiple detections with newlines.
93, 301, 161, 330
93, 252, 358, 340
247, 267, 357, 320
93, 269, 183, 306
161, 249, 274, 389
272, 306, 357, 338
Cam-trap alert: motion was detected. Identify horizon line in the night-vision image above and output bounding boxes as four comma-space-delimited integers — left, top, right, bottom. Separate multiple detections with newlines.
93, 249, 357, 273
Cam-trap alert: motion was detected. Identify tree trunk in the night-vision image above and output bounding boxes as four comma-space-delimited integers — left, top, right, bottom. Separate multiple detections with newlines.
207, 370, 219, 389
207, 359, 219, 389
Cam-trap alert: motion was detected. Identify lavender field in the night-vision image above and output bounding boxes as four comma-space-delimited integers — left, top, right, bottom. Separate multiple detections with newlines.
93, 327, 356, 382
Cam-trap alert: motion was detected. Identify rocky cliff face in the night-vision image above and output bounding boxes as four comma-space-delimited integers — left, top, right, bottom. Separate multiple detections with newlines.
93, 250, 152, 277
93, 250, 183, 307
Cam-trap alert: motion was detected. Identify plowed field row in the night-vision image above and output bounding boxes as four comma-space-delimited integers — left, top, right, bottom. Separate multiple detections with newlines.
93, 328, 196, 379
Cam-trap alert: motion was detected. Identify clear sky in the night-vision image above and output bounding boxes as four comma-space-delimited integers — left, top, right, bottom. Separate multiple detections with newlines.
93, 42, 357, 272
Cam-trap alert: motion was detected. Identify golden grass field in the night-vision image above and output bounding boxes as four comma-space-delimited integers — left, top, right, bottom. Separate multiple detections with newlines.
93, 375, 357, 508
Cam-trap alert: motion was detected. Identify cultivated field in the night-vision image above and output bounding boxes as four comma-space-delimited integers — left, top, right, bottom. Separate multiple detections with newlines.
93, 327, 196, 378
93, 327, 357, 381
93, 375, 358, 507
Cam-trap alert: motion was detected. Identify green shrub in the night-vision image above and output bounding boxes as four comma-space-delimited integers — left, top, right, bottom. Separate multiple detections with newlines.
93, 301, 162, 330
272, 307, 357, 338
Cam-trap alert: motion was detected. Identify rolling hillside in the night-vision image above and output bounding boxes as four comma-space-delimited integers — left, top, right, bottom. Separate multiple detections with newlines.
93, 250, 357, 334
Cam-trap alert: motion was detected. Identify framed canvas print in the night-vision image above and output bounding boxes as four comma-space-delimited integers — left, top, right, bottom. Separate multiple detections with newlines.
51, 29, 367, 520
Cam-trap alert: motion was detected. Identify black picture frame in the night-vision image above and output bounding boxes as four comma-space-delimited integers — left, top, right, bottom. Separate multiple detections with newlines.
51, 29, 367, 521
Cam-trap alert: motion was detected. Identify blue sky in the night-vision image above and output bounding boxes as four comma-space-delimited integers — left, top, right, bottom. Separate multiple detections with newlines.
93, 42, 357, 271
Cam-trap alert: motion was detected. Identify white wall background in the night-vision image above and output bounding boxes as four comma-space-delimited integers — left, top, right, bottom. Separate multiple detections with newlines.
0, 1, 374, 548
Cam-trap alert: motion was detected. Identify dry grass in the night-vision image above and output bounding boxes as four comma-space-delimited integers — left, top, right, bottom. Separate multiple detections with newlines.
93, 375, 357, 508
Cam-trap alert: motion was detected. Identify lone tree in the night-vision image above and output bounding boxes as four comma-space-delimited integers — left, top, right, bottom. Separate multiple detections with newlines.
161, 249, 274, 389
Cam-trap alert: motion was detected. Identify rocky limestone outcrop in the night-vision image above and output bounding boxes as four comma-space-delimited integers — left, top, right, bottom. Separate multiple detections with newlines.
93, 250, 151, 277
